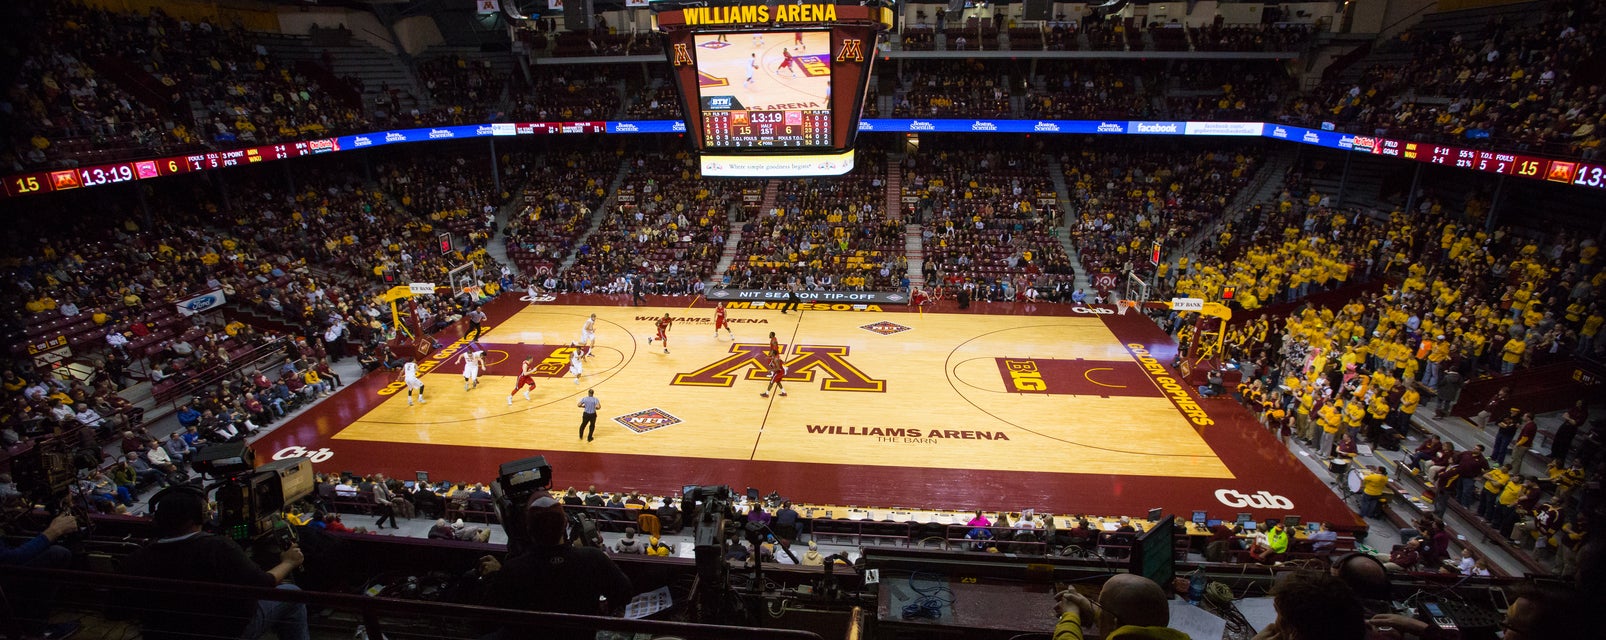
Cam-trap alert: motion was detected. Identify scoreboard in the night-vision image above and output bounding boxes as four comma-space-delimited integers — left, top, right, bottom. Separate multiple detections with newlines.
655, 1, 893, 176
703, 108, 832, 148
1352, 137, 1606, 190
3, 138, 338, 198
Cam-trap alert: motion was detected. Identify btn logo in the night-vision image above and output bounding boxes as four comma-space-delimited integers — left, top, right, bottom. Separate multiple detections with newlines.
614, 408, 684, 434
273, 445, 334, 464
859, 321, 911, 336
1214, 489, 1294, 510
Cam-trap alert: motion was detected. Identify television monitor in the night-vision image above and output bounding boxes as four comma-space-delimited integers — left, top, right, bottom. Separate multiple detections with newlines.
1147, 507, 1163, 521
1236, 512, 1253, 524
1283, 515, 1301, 527
1243, 521, 1258, 531
1206, 519, 1223, 528
1129, 515, 1176, 591
1191, 510, 1208, 525
692, 31, 834, 150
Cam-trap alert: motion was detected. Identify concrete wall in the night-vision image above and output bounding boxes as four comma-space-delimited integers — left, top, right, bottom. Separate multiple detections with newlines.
278, 8, 396, 53
1375, 0, 1440, 39
395, 16, 447, 55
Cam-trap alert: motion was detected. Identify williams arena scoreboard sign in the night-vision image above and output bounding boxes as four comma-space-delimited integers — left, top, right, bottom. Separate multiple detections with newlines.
653, 1, 894, 176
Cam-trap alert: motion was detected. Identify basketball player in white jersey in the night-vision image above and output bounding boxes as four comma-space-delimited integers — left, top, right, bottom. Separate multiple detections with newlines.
580, 314, 597, 358
568, 344, 585, 385
400, 359, 425, 405
460, 348, 486, 391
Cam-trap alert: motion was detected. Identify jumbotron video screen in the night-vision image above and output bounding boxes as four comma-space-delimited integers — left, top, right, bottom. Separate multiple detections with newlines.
655, 1, 893, 176
694, 30, 833, 149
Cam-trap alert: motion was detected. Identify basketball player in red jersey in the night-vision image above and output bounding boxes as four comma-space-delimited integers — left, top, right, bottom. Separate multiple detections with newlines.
778, 49, 799, 78
646, 313, 673, 354
768, 331, 780, 358
507, 356, 538, 405
793, 31, 804, 50
714, 302, 734, 339
760, 349, 788, 398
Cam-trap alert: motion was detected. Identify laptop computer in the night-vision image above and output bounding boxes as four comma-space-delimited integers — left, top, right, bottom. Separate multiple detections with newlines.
1192, 510, 1208, 526
1206, 519, 1223, 528
1242, 521, 1258, 531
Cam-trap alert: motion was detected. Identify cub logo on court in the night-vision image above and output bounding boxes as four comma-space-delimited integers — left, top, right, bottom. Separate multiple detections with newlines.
859, 321, 911, 336
614, 408, 683, 434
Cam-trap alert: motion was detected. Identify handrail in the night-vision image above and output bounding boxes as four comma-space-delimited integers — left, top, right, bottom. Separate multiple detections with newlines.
4, 565, 827, 640
152, 336, 287, 408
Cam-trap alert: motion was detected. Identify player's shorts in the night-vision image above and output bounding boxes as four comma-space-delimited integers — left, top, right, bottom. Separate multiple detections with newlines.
580, 330, 594, 343
405, 376, 423, 390
516, 375, 536, 388
463, 366, 479, 380
656, 331, 668, 341
715, 319, 729, 330
570, 362, 584, 376
770, 370, 785, 384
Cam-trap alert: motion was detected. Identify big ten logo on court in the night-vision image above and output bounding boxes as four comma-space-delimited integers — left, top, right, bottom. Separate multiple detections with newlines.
377, 336, 477, 395
614, 408, 684, 434
1003, 359, 1046, 392
673, 343, 885, 392
1214, 489, 1294, 510
273, 445, 334, 464
534, 347, 573, 376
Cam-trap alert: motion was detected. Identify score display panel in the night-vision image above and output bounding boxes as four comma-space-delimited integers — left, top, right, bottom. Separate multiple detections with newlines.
693, 29, 834, 149
656, 2, 892, 176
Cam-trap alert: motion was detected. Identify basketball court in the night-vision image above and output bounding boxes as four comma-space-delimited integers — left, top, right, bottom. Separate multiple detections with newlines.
695, 31, 832, 111
256, 295, 1362, 529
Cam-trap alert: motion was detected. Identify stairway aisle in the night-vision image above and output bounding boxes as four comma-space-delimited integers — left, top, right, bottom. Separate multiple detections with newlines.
1045, 155, 1091, 292
884, 166, 904, 222
559, 158, 633, 272
1171, 148, 1294, 263
905, 224, 924, 290
710, 201, 745, 283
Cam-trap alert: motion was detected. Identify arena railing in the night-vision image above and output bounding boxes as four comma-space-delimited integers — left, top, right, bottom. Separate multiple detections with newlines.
3, 565, 833, 640
150, 336, 289, 409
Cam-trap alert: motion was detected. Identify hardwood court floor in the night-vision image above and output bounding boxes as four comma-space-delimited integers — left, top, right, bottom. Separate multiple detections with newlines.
257, 294, 1360, 529
332, 304, 1233, 480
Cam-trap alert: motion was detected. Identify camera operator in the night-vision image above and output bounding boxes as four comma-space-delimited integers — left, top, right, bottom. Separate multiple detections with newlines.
118, 487, 311, 640
1, 511, 81, 638
478, 491, 633, 639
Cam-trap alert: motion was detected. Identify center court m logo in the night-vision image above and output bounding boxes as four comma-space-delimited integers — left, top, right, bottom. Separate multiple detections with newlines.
1215, 489, 1294, 510
672, 343, 886, 392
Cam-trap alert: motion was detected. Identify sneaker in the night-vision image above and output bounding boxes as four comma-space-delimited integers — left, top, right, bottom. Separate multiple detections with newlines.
507, 396, 513, 405
780, 391, 788, 397
760, 392, 769, 398
419, 397, 426, 404
647, 338, 654, 344
408, 400, 414, 406
663, 348, 669, 354
41, 620, 80, 639
574, 378, 581, 385
524, 390, 531, 401
464, 382, 471, 391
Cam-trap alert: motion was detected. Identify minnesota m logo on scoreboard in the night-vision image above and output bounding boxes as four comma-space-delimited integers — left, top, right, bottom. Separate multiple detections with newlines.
673, 344, 885, 392
836, 38, 864, 62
